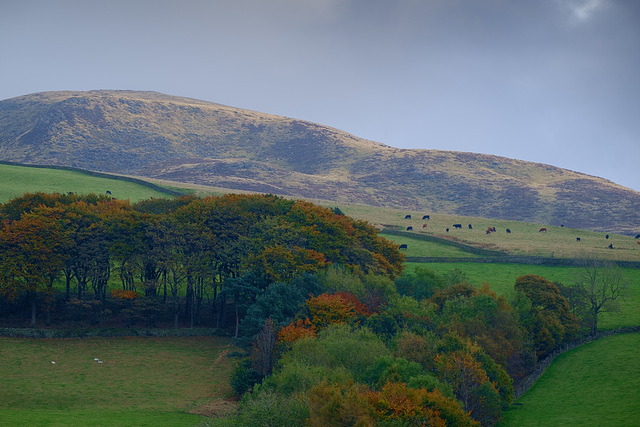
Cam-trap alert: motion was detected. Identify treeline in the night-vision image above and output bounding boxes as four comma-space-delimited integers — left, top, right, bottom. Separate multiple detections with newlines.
0, 192, 403, 330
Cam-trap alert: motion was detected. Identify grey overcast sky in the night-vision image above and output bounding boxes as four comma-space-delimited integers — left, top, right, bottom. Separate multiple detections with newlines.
1, 0, 639, 191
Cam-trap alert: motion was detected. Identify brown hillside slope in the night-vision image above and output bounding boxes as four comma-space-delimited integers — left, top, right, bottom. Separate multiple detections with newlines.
0, 90, 638, 234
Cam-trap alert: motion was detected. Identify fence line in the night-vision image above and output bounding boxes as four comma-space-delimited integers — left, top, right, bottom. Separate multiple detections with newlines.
513, 326, 640, 400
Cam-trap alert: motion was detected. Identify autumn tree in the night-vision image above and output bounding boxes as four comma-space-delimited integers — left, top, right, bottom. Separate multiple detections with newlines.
0, 206, 71, 327
241, 274, 322, 341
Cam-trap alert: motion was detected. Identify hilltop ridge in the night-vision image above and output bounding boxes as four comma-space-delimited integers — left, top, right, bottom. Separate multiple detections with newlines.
0, 90, 638, 234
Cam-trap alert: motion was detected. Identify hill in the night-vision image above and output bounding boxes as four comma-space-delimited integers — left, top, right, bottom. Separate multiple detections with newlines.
1, 90, 639, 234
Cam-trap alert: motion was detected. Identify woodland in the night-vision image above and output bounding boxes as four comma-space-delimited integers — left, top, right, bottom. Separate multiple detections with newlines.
0, 192, 628, 426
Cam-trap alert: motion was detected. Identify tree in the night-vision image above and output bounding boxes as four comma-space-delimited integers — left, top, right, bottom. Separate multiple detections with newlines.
514, 274, 580, 358
574, 260, 629, 335
251, 318, 278, 377
395, 266, 445, 300
0, 207, 70, 327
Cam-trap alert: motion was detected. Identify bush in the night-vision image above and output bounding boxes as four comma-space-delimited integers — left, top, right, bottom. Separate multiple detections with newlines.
235, 388, 309, 426
231, 359, 264, 395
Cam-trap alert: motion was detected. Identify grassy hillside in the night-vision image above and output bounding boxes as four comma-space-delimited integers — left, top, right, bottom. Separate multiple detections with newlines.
498, 333, 640, 426
0, 336, 238, 426
0, 162, 181, 203
1, 90, 639, 234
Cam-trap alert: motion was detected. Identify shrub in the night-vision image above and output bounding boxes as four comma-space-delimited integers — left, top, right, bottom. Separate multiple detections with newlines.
236, 388, 309, 427
230, 359, 263, 396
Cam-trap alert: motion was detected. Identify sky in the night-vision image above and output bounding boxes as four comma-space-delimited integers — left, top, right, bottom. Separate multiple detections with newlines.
1, 0, 639, 191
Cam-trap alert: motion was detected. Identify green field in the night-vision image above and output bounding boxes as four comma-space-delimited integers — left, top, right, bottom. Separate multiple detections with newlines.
0, 336, 238, 426
0, 163, 176, 203
379, 231, 481, 258
498, 332, 640, 426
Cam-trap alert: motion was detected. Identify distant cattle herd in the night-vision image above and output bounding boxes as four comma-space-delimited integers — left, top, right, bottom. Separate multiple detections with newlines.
398, 213, 639, 251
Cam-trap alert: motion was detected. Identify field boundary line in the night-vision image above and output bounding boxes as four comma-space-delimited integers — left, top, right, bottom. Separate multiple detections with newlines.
405, 256, 640, 269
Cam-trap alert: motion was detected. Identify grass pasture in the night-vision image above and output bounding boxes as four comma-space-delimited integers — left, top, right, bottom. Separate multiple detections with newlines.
0, 163, 177, 204
340, 204, 640, 262
404, 262, 640, 330
379, 231, 481, 258
0, 336, 238, 426
498, 332, 640, 426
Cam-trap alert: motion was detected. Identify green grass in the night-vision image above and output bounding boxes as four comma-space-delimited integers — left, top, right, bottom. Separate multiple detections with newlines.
0, 336, 238, 426
403, 262, 640, 330
0, 163, 175, 203
498, 333, 640, 426
379, 231, 481, 258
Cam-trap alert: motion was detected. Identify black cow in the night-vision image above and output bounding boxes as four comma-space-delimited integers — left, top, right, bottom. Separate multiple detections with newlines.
468, 224, 473, 229
399, 244, 407, 250
422, 215, 430, 220
453, 224, 462, 229
405, 214, 412, 219
606, 234, 609, 239
608, 244, 614, 249
406, 226, 413, 231
576, 237, 581, 242
506, 229, 511, 233
446, 228, 450, 232
106, 190, 111, 195
635, 234, 640, 239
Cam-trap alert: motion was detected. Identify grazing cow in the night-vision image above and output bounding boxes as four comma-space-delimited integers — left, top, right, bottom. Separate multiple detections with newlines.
422, 215, 430, 220
606, 234, 609, 239
608, 244, 614, 249
453, 224, 462, 229
106, 190, 111, 195
405, 214, 412, 219
506, 229, 511, 233
406, 226, 413, 231
539, 228, 547, 232
637, 241, 640, 245
635, 234, 640, 239
576, 237, 581, 242
446, 228, 450, 232
399, 244, 408, 250
468, 224, 472, 229
422, 223, 428, 228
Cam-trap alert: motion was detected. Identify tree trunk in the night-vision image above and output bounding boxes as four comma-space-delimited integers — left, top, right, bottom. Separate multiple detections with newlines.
234, 305, 239, 339
29, 291, 37, 328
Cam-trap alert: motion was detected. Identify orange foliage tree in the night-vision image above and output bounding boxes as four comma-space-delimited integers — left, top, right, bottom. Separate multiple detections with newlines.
307, 292, 370, 328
